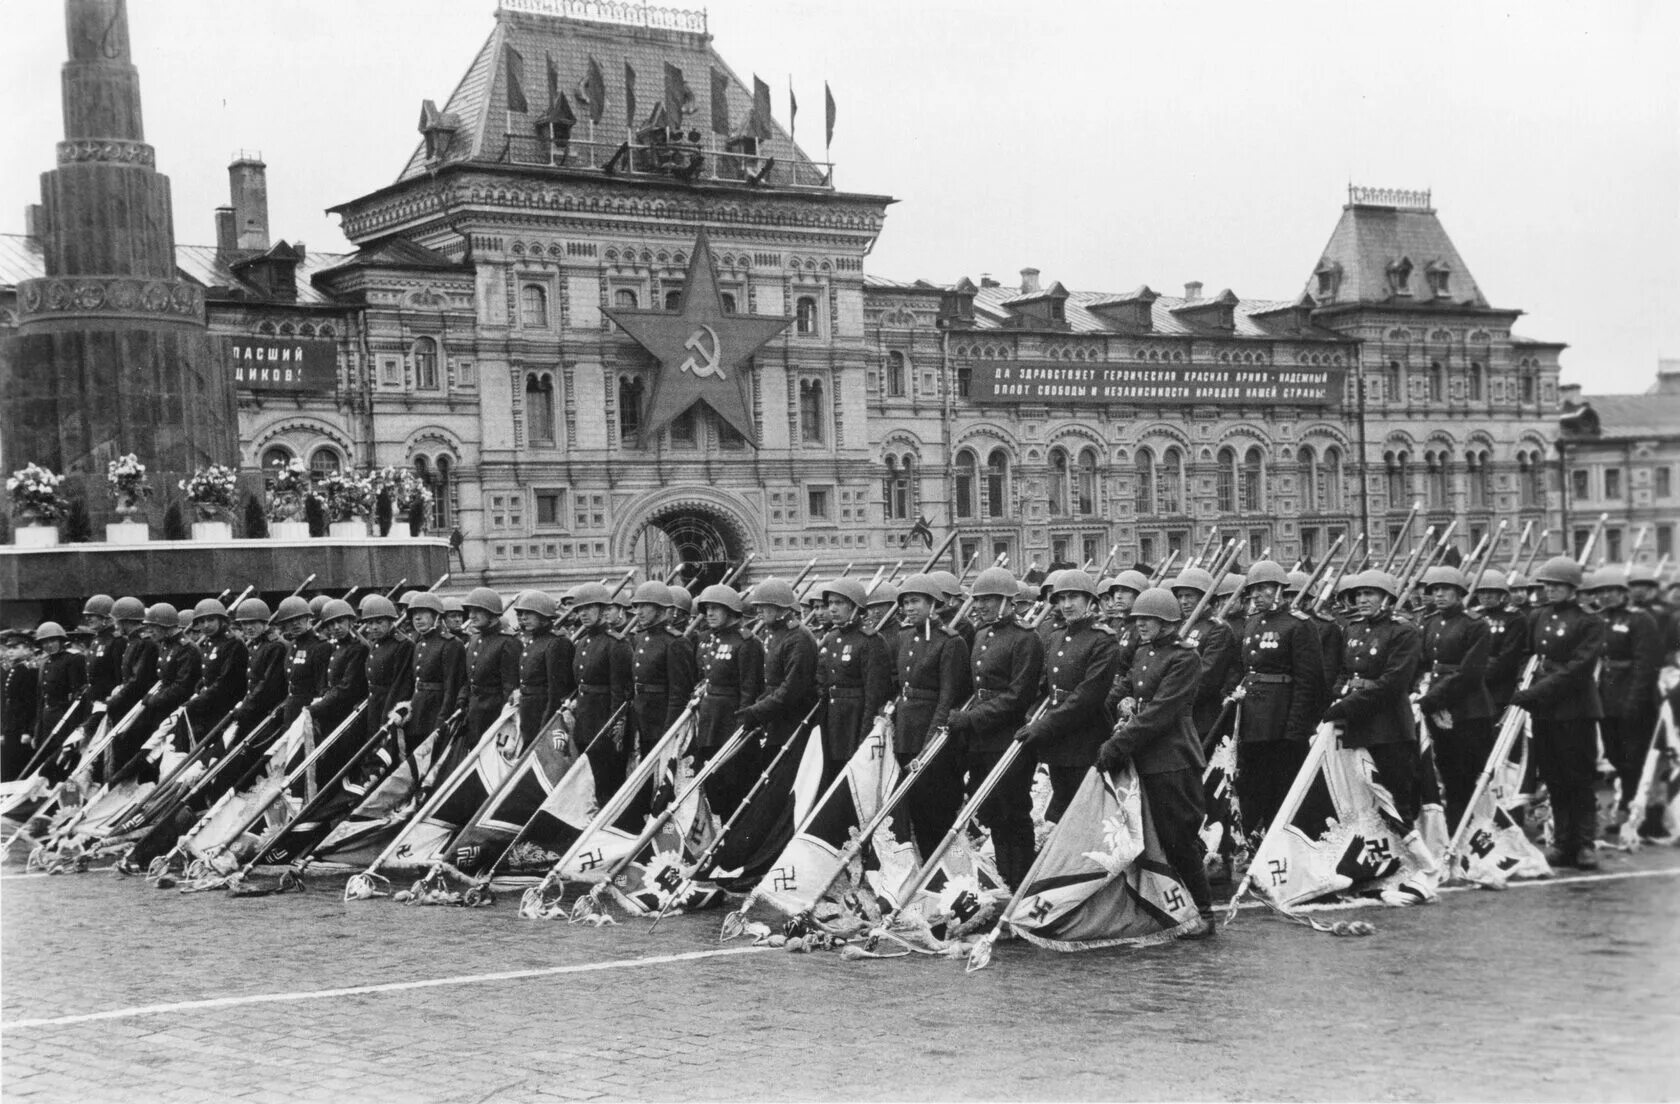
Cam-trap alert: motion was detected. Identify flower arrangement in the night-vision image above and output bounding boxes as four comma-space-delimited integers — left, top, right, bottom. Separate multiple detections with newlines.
105, 453, 152, 513
179, 464, 240, 520
266, 457, 312, 522
318, 470, 373, 523
6, 463, 68, 523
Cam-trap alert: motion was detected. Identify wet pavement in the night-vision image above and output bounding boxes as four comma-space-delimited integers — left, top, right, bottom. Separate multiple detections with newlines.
2, 846, 1678, 1102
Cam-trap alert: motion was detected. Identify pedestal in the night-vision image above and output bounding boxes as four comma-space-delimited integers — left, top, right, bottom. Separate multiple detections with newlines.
105, 520, 150, 544
329, 520, 368, 539
14, 522, 59, 548
270, 520, 310, 541
191, 520, 233, 542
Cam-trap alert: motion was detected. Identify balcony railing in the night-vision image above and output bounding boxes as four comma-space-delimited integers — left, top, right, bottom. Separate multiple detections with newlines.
482, 132, 835, 189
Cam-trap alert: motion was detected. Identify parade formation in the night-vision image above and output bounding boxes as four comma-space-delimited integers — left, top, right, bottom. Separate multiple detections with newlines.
4, 510, 1676, 967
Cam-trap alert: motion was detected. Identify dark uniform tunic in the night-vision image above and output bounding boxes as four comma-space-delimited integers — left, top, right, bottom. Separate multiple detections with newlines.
1235, 605, 1324, 835
573, 624, 632, 804
1481, 605, 1530, 712
1417, 607, 1494, 829
1022, 615, 1119, 823
629, 625, 697, 752
1181, 616, 1238, 740
364, 635, 416, 746
1323, 611, 1423, 833
692, 623, 764, 817
892, 620, 971, 856
35, 650, 88, 750
184, 629, 248, 738
738, 620, 819, 746
815, 619, 892, 773
516, 629, 573, 749
307, 635, 369, 786
126, 638, 200, 781
1596, 605, 1660, 813
281, 632, 332, 728
462, 627, 519, 743
406, 628, 467, 746
86, 630, 126, 704
1511, 599, 1604, 858
2, 659, 39, 781
106, 635, 158, 722
946, 614, 1043, 889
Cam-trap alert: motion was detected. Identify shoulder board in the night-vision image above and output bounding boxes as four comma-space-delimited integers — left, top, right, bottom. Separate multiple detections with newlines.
1092, 622, 1116, 636
1290, 609, 1309, 621
1175, 638, 1197, 649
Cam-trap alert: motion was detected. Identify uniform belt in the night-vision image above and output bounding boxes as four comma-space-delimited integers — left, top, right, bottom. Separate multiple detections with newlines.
827, 687, 864, 700
1344, 677, 1378, 691
1049, 689, 1071, 706
705, 687, 741, 698
469, 681, 505, 692
1430, 663, 1462, 675
634, 682, 668, 695
899, 687, 940, 702
1246, 673, 1294, 684
974, 687, 1004, 701
414, 681, 444, 691
578, 681, 611, 695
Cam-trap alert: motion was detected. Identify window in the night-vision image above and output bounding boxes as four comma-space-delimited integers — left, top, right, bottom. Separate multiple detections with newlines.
721, 292, 736, 314
959, 539, 979, 568
1299, 446, 1318, 512
1301, 527, 1319, 562
1323, 447, 1344, 511
718, 414, 746, 450
956, 365, 972, 400
1427, 267, 1450, 296
669, 405, 697, 448
1216, 447, 1236, 513
986, 449, 1009, 518
1426, 451, 1450, 508
1467, 450, 1491, 509
1390, 257, 1413, 294
806, 486, 831, 521
1242, 447, 1264, 513
433, 456, 453, 528
1570, 468, 1589, 502
261, 446, 293, 479
526, 373, 555, 446
1049, 448, 1069, 516
992, 538, 1012, 564
1139, 535, 1156, 565
886, 351, 907, 398
799, 379, 825, 444
1249, 529, 1267, 561
489, 492, 524, 530
1521, 370, 1537, 404
1157, 447, 1184, 515
615, 288, 639, 308
1658, 467, 1673, 499
1077, 449, 1098, 516
535, 488, 565, 527
1605, 468, 1622, 500
1605, 528, 1623, 564
1658, 524, 1674, 559
1572, 528, 1592, 559
1135, 449, 1156, 515
956, 451, 977, 519
380, 357, 400, 386
1385, 451, 1410, 507
1469, 362, 1485, 401
309, 447, 341, 480
884, 454, 912, 521
664, 289, 682, 310
1519, 451, 1544, 508
1385, 361, 1402, 403
1082, 536, 1100, 567
618, 376, 644, 444
795, 296, 818, 336
1428, 361, 1444, 403
456, 359, 475, 387
1052, 536, 1069, 564
521, 284, 549, 328
412, 337, 439, 390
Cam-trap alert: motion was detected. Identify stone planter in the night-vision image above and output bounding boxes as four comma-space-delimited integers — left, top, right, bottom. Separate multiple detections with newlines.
191, 520, 233, 542
105, 520, 150, 544
384, 523, 411, 539
329, 519, 368, 539
14, 521, 60, 548
270, 520, 311, 541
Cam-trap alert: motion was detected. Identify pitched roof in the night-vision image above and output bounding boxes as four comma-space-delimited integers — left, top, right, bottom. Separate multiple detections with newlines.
1306, 201, 1491, 309
0, 233, 349, 306
1565, 394, 1680, 441
966, 283, 1346, 341
312, 236, 464, 279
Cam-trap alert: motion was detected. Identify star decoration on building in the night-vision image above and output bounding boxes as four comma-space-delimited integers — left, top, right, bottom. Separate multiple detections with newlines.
604, 228, 790, 447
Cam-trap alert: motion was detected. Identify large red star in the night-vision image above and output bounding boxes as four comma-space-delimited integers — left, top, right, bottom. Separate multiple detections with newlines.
604, 228, 790, 447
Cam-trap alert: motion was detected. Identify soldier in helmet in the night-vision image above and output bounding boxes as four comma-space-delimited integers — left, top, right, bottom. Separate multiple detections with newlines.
570, 583, 632, 803
1472, 570, 1529, 714
945, 566, 1044, 890
2, 629, 39, 781
668, 585, 695, 636
1035, 570, 1068, 650
358, 594, 415, 750
1100, 586, 1216, 936
1233, 561, 1324, 840
80, 595, 124, 717
275, 596, 331, 730
1415, 565, 1495, 830
1018, 570, 1118, 824
440, 596, 468, 640
103, 596, 156, 726
126, 604, 199, 780
307, 599, 369, 777
182, 598, 248, 739
1171, 567, 1239, 747
1322, 571, 1437, 904
627, 581, 696, 754
606, 587, 633, 635
1102, 569, 1151, 719
928, 570, 976, 648
801, 581, 831, 634
32, 621, 87, 757
813, 578, 893, 783
735, 577, 819, 754
866, 582, 902, 659
1627, 564, 1670, 620
227, 599, 287, 742
1012, 581, 1038, 623
512, 590, 573, 750
692, 584, 763, 816
1510, 556, 1605, 868
890, 573, 972, 856
458, 588, 519, 748
1583, 568, 1660, 837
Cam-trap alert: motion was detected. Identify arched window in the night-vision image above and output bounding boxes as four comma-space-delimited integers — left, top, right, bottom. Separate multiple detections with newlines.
669, 405, 697, 447
1521, 368, 1537, 404
1469, 362, 1485, 401
1324, 446, 1345, 511
1299, 445, 1318, 513
664, 289, 682, 310
261, 445, 293, 475
1159, 447, 1184, 515
1385, 450, 1410, 506
1048, 447, 1069, 516
1428, 361, 1445, 403
615, 288, 639, 308
799, 378, 825, 444
884, 454, 913, 521
433, 456, 453, 528
1216, 447, 1237, 513
618, 376, 644, 444
1426, 450, 1450, 508
886, 351, 907, 398
796, 296, 818, 336
956, 365, 973, 400
1242, 447, 1264, 513
721, 292, 736, 314
1135, 449, 1156, 515
956, 450, 978, 520
1386, 360, 1402, 403
521, 285, 548, 328
1077, 448, 1098, 516
526, 373, 555, 446
412, 337, 439, 390
1518, 450, 1545, 507
1467, 450, 1491, 509
309, 447, 341, 480
986, 449, 1009, 518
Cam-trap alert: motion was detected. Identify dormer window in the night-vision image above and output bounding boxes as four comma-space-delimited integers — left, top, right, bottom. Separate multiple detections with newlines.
1313, 260, 1342, 302
1425, 262, 1450, 297
1388, 258, 1414, 295
1050, 299, 1065, 323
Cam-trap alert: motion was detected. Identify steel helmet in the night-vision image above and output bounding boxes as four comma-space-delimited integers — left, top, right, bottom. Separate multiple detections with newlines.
896, 573, 944, 603
1506, 571, 1529, 591
318, 598, 356, 624
802, 581, 829, 607
396, 590, 417, 608
34, 621, 68, 643
1475, 569, 1510, 593
970, 567, 1019, 600
1039, 570, 1066, 599
1587, 566, 1627, 591
1353, 571, 1399, 599
631, 580, 675, 608
308, 595, 330, 618
696, 584, 745, 614
1534, 556, 1583, 588
192, 598, 230, 623
1628, 564, 1660, 586
440, 596, 465, 615
867, 582, 899, 608
1216, 573, 1244, 598
927, 571, 963, 600
141, 602, 177, 629
358, 595, 399, 621
1016, 581, 1039, 602
82, 594, 115, 618
1113, 569, 1150, 595
1050, 570, 1100, 599
513, 590, 559, 619
112, 596, 147, 622
612, 583, 636, 608
406, 591, 445, 615
1130, 587, 1183, 623
234, 598, 272, 624
748, 577, 798, 610
569, 583, 613, 609
271, 596, 312, 624
668, 587, 694, 614
1243, 561, 1290, 590
1421, 565, 1468, 592
1336, 569, 1366, 595
821, 578, 869, 610
1285, 570, 1312, 593
176, 608, 197, 629
1170, 567, 1215, 595
462, 587, 504, 616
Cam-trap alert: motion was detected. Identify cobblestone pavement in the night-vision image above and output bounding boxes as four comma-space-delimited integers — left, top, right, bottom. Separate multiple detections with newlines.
2, 847, 1678, 1103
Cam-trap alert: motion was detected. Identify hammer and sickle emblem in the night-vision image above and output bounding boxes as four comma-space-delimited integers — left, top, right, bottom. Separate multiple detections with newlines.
680, 325, 724, 380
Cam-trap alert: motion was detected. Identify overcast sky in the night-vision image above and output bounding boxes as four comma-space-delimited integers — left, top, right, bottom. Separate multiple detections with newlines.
5, 0, 1676, 392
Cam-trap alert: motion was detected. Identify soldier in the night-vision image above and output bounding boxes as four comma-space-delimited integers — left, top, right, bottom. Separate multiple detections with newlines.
358, 595, 415, 749
1584, 568, 1660, 836
104, 596, 155, 724
308, 598, 369, 779
928, 570, 976, 649
1018, 570, 1119, 823
1628, 564, 1670, 620
570, 583, 632, 804
130, 604, 200, 781
669, 586, 695, 636
512, 590, 572, 750
1473, 569, 1529, 714
1012, 581, 1038, 622
1171, 567, 1239, 745
814, 578, 893, 783
227, 599, 288, 743
1034, 570, 1068, 650
626, 581, 697, 753
2, 630, 39, 780
890, 574, 972, 856
274, 596, 331, 730
1103, 570, 1150, 718
606, 588, 633, 635
396, 591, 467, 749
459, 588, 519, 747
182, 598, 248, 740
1415, 565, 1495, 831
692, 584, 763, 817
1322, 571, 1437, 904
80, 595, 124, 715
736, 578, 819, 745
1099, 586, 1216, 936
440, 596, 468, 640
945, 567, 1044, 891
866, 582, 902, 661
1233, 561, 1324, 841
392, 591, 419, 643
1509, 557, 1606, 868
32, 622, 87, 756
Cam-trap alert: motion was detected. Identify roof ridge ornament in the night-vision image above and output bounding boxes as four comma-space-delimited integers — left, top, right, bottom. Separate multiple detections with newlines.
1347, 184, 1432, 211
497, 0, 708, 35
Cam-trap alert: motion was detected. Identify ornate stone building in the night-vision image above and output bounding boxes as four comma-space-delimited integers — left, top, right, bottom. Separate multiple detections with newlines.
1558, 362, 1680, 566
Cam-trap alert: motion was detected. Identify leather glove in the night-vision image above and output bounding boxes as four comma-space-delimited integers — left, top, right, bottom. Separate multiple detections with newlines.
1509, 689, 1537, 710
1322, 701, 1347, 722
946, 711, 971, 736
733, 707, 761, 729
1096, 739, 1129, 774
1017, 720, 1048, 746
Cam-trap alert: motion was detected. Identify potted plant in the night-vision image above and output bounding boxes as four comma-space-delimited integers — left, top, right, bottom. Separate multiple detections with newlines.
104, 452, 152, 543
6, 463, 67, 547
372, 466, 433, 538
398, 471, 434, 537
266, 457, 313, 541
178, 464, 240, 541
319, 470, 373, 538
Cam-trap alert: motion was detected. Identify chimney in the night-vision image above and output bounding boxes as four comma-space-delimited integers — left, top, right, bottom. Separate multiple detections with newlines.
23, 204, 44, 240
980, 273, 1000, 288
1020, 267, 1041, 294
228, 153, 270, 252
214, 206, 237, 260
1184, 281, 1203, 301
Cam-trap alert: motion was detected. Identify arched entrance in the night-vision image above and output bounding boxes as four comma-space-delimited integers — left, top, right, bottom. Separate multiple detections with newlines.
624, 497, 754, 588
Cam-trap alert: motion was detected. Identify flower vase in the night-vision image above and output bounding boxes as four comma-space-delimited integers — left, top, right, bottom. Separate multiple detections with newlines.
270, 520, 310, 541
106, 519, 150, 544
329, 518, 368, 539
15, 520, 59, 548
191, 520, 233, 542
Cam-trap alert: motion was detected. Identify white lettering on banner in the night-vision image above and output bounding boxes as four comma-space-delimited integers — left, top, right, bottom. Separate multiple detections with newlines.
972, 362, 1336, 405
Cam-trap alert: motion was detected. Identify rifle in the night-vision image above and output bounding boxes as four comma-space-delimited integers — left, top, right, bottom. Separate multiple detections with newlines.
1577, 513, 1609, 566
288, 574, 318, 599
1394, 520, 1458, 610
1625, 526, 1650, 574
1094, 543, 1121, 582
1311, 533, 1367, 615
1518, 528, 1550, 579
1461, 520, 1508, 599
383, 578, 408, 600
1392, 525, 1436, 594
1182, 540, 1240, 635
1289, 533, 1345, 612
1188, 527, 1220, 570
1148, 549, 1181, 587
1504, 521, 1534, 573
1379, 502, 1422, 573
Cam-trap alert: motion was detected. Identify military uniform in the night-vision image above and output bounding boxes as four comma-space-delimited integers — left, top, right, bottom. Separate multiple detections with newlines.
106, 633, 158, 721
2, 657, 39, 781
1597, 605, 1660, 815
280, 631, 331, 728
1235, 604, 1324, 835
85, 629, 126, 705
738, 620, 819, 746
693, 623, 764, 817
815, 618, 892, 778
1480, 605, 1530, 712
516, 627, 573, 749
34, 648, 87, 750
126, 636, 200, 781
629, 624, 697, 752
1416, 607, 1495, 829
232, 635, 288, 732
1511, 599, 1604, 861
1021, 615, 1119, 822
1323, 611, 1423, 835
184, 627, 248, 738
406, 627, 467, 745
892, 620, 971, 856
364, 634, 416, 746
573, 623, 631, 804
462, 625, 519, 744
1181, 615, 1238, 742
